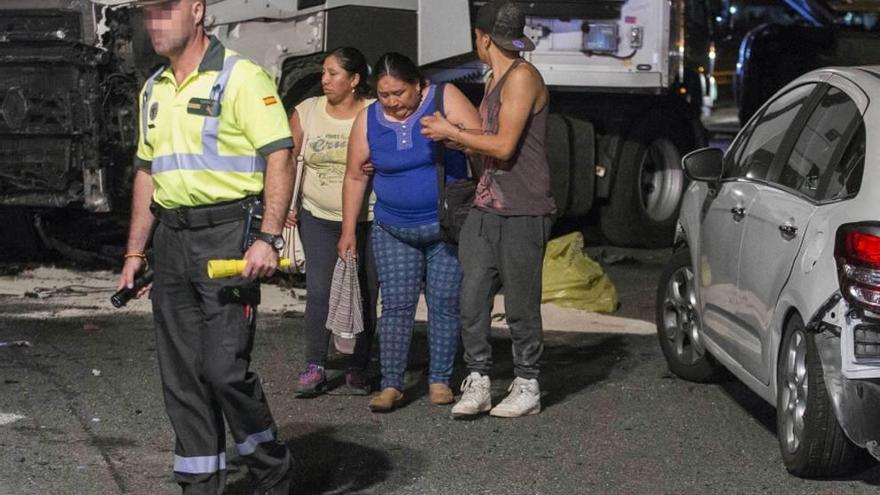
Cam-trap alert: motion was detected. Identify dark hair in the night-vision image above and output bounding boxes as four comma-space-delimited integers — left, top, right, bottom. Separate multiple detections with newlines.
325, 47, 372, 99
372, 52, 425, 88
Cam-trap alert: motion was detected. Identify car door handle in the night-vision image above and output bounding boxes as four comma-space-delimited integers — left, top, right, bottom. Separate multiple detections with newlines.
730, 207, 745, 221
779, 224, 799, 239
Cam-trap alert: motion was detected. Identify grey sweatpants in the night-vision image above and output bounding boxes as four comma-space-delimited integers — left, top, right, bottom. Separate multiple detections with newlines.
458, 208, 552, 380
151, 218, 291, 494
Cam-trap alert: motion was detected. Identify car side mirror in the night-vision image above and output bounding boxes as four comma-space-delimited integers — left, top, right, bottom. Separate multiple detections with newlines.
682, 147, 723, 182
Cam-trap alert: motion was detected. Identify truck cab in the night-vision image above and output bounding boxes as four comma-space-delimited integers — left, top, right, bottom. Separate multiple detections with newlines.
0, 0, 719, 256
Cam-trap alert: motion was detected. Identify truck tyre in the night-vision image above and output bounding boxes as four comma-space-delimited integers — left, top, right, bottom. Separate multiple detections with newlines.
599, 111, 688, 248
566, 116, 595, 218
776, 314, 861, 477
545, 113, 573, 217
279, 54, 324, 112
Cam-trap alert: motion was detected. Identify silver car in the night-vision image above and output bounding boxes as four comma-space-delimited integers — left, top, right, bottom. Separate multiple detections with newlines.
657, 66, 880, 477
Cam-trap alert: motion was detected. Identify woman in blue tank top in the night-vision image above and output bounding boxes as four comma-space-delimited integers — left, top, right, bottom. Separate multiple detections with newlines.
339, 52, 482, 412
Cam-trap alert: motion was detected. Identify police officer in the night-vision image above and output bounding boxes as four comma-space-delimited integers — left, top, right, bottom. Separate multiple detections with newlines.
116, 1, 294, 493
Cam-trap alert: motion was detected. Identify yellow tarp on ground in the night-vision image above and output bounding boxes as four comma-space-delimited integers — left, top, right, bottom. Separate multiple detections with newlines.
542, 232, 618, 313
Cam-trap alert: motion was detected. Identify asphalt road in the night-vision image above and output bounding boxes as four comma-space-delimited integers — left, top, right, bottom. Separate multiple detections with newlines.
1, 250, 879, 494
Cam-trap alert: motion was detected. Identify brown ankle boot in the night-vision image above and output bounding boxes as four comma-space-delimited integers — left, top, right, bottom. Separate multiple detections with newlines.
429, 383, 454, 405
368, 387, 403, 412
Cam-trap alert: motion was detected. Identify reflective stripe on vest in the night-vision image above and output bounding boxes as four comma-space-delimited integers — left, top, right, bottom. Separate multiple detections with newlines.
141, 65, 165, 150
151, 153, 264, 174
203, 55, 240, 156
150, 55, 267, 176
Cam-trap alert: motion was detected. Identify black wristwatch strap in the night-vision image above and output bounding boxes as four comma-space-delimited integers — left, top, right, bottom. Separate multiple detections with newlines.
254, 232, 284, 250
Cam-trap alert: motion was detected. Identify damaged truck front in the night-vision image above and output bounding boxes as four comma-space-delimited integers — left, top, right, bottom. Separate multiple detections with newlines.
0, 0, 159, 257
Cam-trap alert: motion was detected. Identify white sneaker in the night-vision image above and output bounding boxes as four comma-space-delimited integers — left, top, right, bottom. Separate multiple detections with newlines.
489, 377, 541, 418
451, 372, 492, 418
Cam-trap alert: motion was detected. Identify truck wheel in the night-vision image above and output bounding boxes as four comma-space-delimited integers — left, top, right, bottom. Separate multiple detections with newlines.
656, 248, 726, 383
776, 314, 861, 477
279, 54, 324, 111
545, 113, 573, 217
566, 116, 595, 218
600, 115, 687, 248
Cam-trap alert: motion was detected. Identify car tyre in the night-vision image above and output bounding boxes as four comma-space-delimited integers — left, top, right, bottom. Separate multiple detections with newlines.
776, 314, 861, 477
656, 248, 726, 382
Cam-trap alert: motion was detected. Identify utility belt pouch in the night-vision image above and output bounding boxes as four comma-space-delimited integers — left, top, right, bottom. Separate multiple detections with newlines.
218, 284, 261, 306
241, 198, 265, 252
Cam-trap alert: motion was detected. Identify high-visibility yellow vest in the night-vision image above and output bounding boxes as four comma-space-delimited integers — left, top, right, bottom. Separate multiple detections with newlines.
135, 36, 292, 209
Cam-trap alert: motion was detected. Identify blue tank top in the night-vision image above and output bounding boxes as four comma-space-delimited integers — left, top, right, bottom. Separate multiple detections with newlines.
367, 84, 467, 227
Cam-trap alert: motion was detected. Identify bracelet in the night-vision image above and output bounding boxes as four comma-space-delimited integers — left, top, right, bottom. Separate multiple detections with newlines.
124, 253, 147, 260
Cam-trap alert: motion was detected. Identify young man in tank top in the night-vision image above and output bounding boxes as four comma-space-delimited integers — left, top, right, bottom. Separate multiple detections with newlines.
420, 0, 555, 418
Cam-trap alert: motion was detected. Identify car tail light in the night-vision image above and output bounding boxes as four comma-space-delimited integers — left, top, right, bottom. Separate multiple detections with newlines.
835, 224, 880, 313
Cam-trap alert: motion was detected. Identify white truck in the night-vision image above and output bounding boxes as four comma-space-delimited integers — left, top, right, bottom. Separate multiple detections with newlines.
0, 0, 715, 255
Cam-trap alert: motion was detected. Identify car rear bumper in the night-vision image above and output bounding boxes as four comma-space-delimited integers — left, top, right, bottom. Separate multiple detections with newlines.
815, 330, 880, 460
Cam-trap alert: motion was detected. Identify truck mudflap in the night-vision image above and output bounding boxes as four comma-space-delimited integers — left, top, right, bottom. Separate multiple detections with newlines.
811, 292, 880, 460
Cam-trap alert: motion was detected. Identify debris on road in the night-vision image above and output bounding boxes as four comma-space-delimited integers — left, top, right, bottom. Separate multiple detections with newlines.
91, 369, 102, 377
595, 250, 641, 266
543, 232, 618, 313
0, 413, 25, 426
0, 340, 31, 348
24, 285, 113, 299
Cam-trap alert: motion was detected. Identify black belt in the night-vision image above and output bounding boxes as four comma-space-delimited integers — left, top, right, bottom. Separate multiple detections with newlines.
152, 197, 257, 230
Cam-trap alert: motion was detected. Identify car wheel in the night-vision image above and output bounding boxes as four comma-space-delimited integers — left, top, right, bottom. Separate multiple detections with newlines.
656, 248, 725, 382
776, 314, 861, 477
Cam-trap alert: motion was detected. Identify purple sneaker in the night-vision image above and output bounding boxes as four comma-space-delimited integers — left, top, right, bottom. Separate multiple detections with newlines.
294, 363, 326, 396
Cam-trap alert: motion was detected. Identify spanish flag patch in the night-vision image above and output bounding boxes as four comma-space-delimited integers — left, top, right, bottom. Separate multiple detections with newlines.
263, 96, 278, 106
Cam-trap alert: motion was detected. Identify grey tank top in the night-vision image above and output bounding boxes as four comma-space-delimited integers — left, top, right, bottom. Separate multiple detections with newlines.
474, 59, 556, 216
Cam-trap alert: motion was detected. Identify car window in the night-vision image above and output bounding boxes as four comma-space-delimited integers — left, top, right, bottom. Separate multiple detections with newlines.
823, 123, 865, 201
723, 84, 815, 181
777, 87, 861, 200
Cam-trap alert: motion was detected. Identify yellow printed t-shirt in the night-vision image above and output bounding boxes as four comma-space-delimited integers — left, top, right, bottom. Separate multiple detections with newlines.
296, 95, 374, 222
135, 36, 292, 209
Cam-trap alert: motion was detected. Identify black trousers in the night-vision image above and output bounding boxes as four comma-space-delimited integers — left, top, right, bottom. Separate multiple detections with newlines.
458, 209, 552, 380
151, 218, 290, 494
298, 208, 378, 369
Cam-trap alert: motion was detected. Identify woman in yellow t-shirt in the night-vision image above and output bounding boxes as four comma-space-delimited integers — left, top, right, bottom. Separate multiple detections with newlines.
286, 47, 376, 396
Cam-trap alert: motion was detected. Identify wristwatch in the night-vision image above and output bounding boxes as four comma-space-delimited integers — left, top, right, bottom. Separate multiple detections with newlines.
254, 232, 285, 251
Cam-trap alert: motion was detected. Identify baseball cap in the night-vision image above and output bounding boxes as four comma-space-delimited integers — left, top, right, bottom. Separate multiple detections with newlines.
474, 0, 535, 52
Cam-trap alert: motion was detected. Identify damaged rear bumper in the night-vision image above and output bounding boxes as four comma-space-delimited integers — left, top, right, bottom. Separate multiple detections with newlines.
813, 294, 880, 460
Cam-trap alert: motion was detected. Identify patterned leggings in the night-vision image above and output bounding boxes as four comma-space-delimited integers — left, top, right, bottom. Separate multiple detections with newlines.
372, 221, 462, 391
